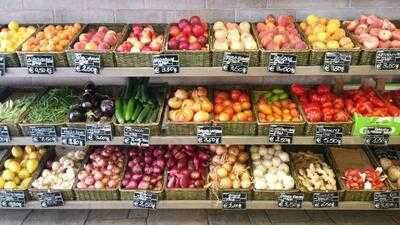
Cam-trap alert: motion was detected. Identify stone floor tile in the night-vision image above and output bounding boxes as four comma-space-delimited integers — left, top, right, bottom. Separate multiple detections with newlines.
23, 210, 89, 225
328, 211, 398, 225
247, 210, 272, 225
128, 209, 148, 218
85, 218, 146, 225
208, 211, 251, 225
0, 210, 31, 225
266, 210, 311, 223
148, 209, 208, 225
87, 209, 129, 221
306, 211, 332, 222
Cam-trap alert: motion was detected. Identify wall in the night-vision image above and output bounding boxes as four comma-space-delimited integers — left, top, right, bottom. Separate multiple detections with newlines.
0, 0, 399, 24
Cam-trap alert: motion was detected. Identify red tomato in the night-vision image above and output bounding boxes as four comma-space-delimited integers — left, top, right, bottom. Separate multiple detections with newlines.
309, 93, 321, 103
334, 98, 344, 109
306, 109, 322, 122
230, 89, 241, 101
334, 111, 349, 122
290, 83, 305, 96
317, 84, 331, 94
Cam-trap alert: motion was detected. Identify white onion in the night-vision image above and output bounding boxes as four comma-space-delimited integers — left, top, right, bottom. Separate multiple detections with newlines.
262, 159, 273, 169
266, 147, 275, 155
272, 157, 282, 167
278, 152, 289, 162
251, 153, 261, 161
258, 146, 268, 156
282, 175, 295, 190
278, 163, 290, 174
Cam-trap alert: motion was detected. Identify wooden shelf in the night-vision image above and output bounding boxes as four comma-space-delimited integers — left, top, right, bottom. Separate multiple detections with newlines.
3, 135, 400, 145
0, 65, 399, 79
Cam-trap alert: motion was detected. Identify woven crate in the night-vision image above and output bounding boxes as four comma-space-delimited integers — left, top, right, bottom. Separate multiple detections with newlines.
17, 23, 84, 67
115, 23, 167, 67
66, 23, 127, 67
163, 23, 211, 67
253, 23, 310, 67
252, 89, 305, 136
0, 24, 41, 67
165, 188, 207, 200
210, 23, 260, 67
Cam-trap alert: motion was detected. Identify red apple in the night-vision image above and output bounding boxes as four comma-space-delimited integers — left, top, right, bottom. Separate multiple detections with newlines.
98, 26, 108, 33
392, 29, 400, 41
132, 25, 143, 38
177, 34, 188, 43
141, 46, 152, 52
188, 35, 197, 44
104, 31, 117, 46
192, 24, 204, 37
178, 19, 190, 29
379, 40, 391, 48
73, 42, 85, 50
378, 30, 392, 41
98, 42, 110, 50
169, 25, 180, 37
179, 41, 189, 50
391, 40, 400, 48
369, 28, 380, 37
189, 42, 201, 50
182, 24, 192, 36
197, 35, 208, 46
149, 40, 161, 51
168, 38, 179, 50
190, 16, 201, 25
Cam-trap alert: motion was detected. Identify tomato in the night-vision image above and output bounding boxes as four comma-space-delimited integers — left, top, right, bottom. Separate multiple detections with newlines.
334, 111, 349, 122
238, 93, 250, 103
290, 83, 305, 96
299, 95, 308, 103
319, 94, 333, 103
306, 109, 322, 122
333, 98, 344, 109
321, 102, 333, 108
370, 96, 385, 107
241, 101, 251, 110
214, 104, 224, 114
230, 89, 242, 101
317, 84, 331, 94
309, 93, 321, 103
323, 113, 333, 122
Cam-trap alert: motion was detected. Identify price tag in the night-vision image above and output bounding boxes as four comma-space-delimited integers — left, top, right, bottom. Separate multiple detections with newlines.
222, 192, 246, 210
26, 55, 54, 74
133, 192, 158, 209
38, 192, 64, 208
61, 127, 86, 147
315, 126, 343, 145
277, 193, 304, 208
86, 124, 112, 142
323, 52, 351, 73
364, 127, 391, 145
153, 54, 179, 74
0, 191, 25, 208
221, 52, 249, 74
375, 50, 400, 70
268, 125, 294, 144
0, 125, 10, 143
0, 55, 5, 75
123, 127, 150, 147
312, 192, 339, 208
373, 191, 400, 209
197, 126, 222, 144
268, 53, 297, 74
29, 126, 57, 143
74, 53, 101, 74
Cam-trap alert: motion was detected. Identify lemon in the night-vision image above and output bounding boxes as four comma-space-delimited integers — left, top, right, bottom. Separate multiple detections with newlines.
2, 170, 15, 181
26, 159, 38, 173
327, 40, 340, 49
8, 21, 19, 31
11, 146, 23, 158
13, 176, 21, 185
327, 19, 340, 27
4, 159, 14, 169
317, 32, 329, 42
326, 23, 340, 34
8, 161, 21, 173
18, 169, 30, 179
19, 178, 31, 189
306, 14, 319, 26
312, 41, 326, 49
24, 145, 36, 153
0, 177, 4, 188
4, 181, 17, 189
27, 152, 38, 160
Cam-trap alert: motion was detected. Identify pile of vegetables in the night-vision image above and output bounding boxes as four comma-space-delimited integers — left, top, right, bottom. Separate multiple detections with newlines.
251, 145, 294, 190
25, 88, 80, 123
115, 78, 163, 124
292, 151, 337, 191
378, 157, 400, 188
76, 146, 125, 189
122, 146, 167, 190
32, 148, 85, 189
68, 82, 114, 123
0, 93, 36, 123
208, 145, 251, 192
166, 145, 209, 189
342, 167, 386, 190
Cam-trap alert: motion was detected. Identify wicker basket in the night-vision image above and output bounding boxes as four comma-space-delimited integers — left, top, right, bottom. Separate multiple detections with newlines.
0, 24, 41, 67
17, 23, 84, 67
252, 89, 305, 136
165, 188, 207, 200
115, 23, 167, 67
210, 23, 260, 67
253, 23, 310, 67
66, 23, 127, 67
164, 23, 211, 67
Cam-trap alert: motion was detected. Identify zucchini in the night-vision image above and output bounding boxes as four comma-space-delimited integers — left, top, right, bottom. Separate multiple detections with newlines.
115, 97, 125, 124
147, 105, 159, 123
131, 104, 143, 122
124, 97, 136, 121
136, 104, 152, 123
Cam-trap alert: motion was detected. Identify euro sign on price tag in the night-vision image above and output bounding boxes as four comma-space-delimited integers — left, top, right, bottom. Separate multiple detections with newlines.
315, 126, 343, 145
268, 125, 295, 144
277, 193, 304, 208
133, 192, 158, 209
375, 50, 400, 70
197, 126, 222, 144
0, 125, 10, 143
0, 191, 25, 208
38, 192, 64, 208
364, 127, 391, 145
221, 52, 249, 74
86, 124, 112, 142
323, 52, 351, 73
29, 126, 57, 143
26, 55, 55, 74
123, 127, 150, 147
153, 54, 180, 74
61, 127, 86, 147
312, 192, 339, 208
268, 53, 297, 74
74, 53, 101, 74
222, 192, 247, 210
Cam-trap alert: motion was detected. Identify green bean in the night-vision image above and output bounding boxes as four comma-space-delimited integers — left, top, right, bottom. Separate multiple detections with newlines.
0, 94, 36, 123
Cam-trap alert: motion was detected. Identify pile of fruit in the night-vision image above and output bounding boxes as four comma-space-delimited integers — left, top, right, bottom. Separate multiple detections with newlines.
22, 24, 81, 52
382, 90, 400, 108
256, 88, 301, 123
0, 145, 46, 189
291, 84, 350, 122
73, 26, 119, 51
300, 14, 355, 49
167, 16, 208, 51
212, 21, 257, 51
344, 87, 400, 117
256, 15, 307, 50
378, 156, 400, 188
344, 14, 400, 49
213, 89, 254, 122
117, 24, 164, 53
0, 21, 36, 52
342, 167, 386, 190
167, 87, 213, 123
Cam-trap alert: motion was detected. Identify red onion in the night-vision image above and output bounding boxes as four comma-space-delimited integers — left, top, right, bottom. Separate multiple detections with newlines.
130, 174, 143, 181
190, 171, 200, 180
138, 181, 150, 189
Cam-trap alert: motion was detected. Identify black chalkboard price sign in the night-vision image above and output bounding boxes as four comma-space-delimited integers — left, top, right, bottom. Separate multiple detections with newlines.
315, 126, 343, 145
123, 127, 150, 147
323, 52, 351, 73
74, 53, 101, 74
26, 55, 55, 74
364, 127, 391, 145
268, 53, 297, 74
268, 125, 295, 144
373, 191, 400, 209
133, 192, 158, 209
277, 193, 304, 208
0, 55, 6, 75
222, 192, 247, 210
153, 54, 180, 74
197, 126, 222, 144
86, 124, 112, 142
0, 191, 25, 208
61, 127, 86, 147
0, 125, 10, 143
312, 192, 339, 208
29, 126, 57, 143
375, 50, 400, 70
38, 192, 64, 208
222, 52, 249, 74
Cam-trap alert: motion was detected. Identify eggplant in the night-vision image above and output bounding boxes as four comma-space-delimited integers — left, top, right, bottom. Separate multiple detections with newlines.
84, 82, 96, 95
100, 99, 114, 117
68, 109, 86, 122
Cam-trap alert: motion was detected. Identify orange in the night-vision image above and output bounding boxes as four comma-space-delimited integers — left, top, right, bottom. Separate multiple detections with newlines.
272, 106, 282, 115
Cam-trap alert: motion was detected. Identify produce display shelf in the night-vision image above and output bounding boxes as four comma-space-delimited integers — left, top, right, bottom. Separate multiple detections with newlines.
10, 200, 398, 210
3, 135, 400, 145
0, 65, 399, 78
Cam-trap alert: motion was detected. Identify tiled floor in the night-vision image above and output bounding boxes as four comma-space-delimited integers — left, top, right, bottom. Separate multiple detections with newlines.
0, 209, 399, 225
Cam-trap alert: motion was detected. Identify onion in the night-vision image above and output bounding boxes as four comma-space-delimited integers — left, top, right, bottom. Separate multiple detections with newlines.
179, 175, 190, 188
220, 177, 233, 189
77, 181, 87, 189
228, 146, 240, 156
217, 167, 228, 178
84, 176, 95, 186
138, 181, 150, 189
93, 171, 103, 181
190, 171, 201, 180
227, 155, 237, 164
238, 152, 249, 163
126, 180, 138, 189
212, 155, 222, 165
198, 151, 209, 161
78, 171, 88, 180
241, 179, 251, 189
222, 163, 232, 172
215, 146, 226, 155
94, 181, 104, 189
108, 179, 117, 188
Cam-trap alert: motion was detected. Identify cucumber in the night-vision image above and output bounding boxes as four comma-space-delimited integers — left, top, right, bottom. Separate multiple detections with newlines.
115, 97, 125, 124
147, 105, 159, 123
136, 104, 152, 123
124, 97, 136, 121
131, 104, 143, 122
